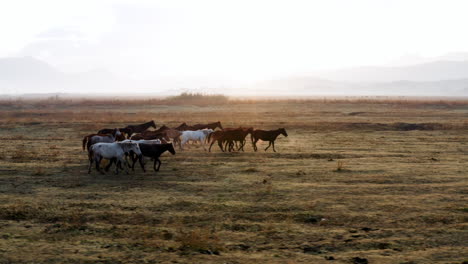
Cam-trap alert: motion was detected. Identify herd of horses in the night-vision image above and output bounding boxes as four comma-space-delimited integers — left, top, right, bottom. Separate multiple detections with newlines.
83, 120, 288, 174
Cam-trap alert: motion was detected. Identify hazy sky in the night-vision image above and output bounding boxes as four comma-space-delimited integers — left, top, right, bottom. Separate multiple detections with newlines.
2, 0, 468, 81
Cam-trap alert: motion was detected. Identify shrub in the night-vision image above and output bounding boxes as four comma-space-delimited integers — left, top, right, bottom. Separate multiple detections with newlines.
165, 92, 229, 105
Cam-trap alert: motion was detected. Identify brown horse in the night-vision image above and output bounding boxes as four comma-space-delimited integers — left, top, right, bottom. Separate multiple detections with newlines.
222, 127, 253, 152
146, 125, 182, 148
208, 130, 227, 152
251, 128, 288, 152
164, 128, 183, 149
207, 127, 252, 152
174, 122, 196, 131
154, 125, 170, 133
124, 120, 156, 135
192, 121, 223, 130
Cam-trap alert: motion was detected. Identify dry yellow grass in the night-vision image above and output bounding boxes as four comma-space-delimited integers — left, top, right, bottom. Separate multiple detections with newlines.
0, 99, 467, 263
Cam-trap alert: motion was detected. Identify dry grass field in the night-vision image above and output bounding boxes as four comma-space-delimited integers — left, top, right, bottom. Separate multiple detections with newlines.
0, 98, 467, 264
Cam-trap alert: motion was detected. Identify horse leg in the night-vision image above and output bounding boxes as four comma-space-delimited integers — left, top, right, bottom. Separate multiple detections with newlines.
88, 156, 93, 174
115, 160, 120, 174
105, 158, 114, 172
272, 141, 276, 152
131, 154, 137, 170
125, 153, 134, 170
265, 141, 272, 151
156, 158, 162, 171
139, 155, 146, 172
178, 139, 182, 150
121, 157, 130, 175
182, 138, 188, 150
218, 140, 225, 152
201, 139, 206, 151
153, 159, 159, 172
253, 139, 259, 152
230, 141, 235, 152
228, 141, 233, 152
209, 141, 214, 152
96, 156, 104, 174
239, 140, 245, 152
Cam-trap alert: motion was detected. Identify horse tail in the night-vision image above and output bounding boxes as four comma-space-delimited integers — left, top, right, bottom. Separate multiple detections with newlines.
207, 132, 214, 143
82, 136, 88, 151
88, 146, 93, 160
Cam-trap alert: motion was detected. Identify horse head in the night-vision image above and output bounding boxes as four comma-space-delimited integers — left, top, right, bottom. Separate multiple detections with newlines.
280, 128, 288, 137
128, 142, 142, 156
167, 143, 176, 155
175, 122, 187, 130
217, 121, 223, 130
150, 120, 157, 129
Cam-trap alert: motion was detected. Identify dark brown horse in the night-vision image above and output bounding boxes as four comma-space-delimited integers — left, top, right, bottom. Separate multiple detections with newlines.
207, 127, 252, 152
192, 121, 223, 130
222, 127, 253, 152
124, 120, 156, 135
98, 127, 133, 138
174, 122, 196, 131
251, 128, 288, 152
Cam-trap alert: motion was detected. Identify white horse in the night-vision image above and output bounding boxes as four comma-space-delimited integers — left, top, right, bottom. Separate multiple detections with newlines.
180, 129, 213, 150
88, 142, 142, 174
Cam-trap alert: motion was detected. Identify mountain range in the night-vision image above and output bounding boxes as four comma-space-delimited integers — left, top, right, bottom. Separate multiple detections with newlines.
0, 56, 467, 96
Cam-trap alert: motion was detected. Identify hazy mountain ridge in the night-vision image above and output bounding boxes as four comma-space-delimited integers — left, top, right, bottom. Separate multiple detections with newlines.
1, 57, 468, 96
318, 60, 468, 82
0, 57, 131, 94
0, 56, 61, 81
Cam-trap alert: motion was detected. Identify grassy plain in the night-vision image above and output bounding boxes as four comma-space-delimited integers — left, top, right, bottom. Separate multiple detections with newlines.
0, 98, 467, 263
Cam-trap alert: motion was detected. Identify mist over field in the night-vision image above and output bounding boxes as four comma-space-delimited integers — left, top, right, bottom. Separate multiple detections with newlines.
3, 56, 468, 97
2, 1, 468, 97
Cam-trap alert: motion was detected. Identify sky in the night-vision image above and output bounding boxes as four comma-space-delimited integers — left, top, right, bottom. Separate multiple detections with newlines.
1, 0, 468, 83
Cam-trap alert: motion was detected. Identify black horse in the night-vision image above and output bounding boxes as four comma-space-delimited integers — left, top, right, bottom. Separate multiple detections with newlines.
132, 143, 176, 172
